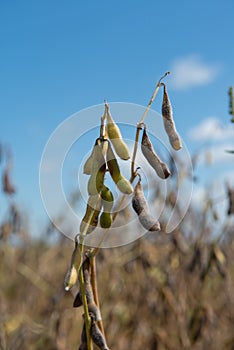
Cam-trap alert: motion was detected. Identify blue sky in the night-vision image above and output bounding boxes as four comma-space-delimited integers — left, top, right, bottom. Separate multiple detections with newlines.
0, 0, 233, 236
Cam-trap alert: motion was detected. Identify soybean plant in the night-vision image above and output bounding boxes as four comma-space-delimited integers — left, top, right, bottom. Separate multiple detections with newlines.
64, 72, 182, 349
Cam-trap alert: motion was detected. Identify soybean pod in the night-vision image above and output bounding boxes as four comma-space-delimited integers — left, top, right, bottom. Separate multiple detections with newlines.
87, 139, 106, 195
64, 236, 82, 291
100, 185, 114, 228
106, 109, 130, 160
161, 83, 182, 151
90, 313, 110, 350
80, 194, 102, 234
132, 179, 160, 232
107, 142, 133, 194
141, 127, 171, 179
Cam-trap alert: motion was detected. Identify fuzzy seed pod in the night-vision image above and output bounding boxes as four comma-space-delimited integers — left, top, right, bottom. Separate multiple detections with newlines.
87, 140, 106, 195
132, 180, 160, 231
99, 186, 114, 228
138, 208, 160, 232
64, 238, 82, 291
88, 167, 106, 195
78, 321, 88, 350
90, 314, 109, 350
80, 194, 102, 234
162, 84, 182, 150
73, 291, 83, 307
79, 258, 102, 321
116, 175, 133, 194
106, 110, 130, 160
84, 139, 108, 175
100, 212, 112, 228
106, 142, 121, 183
141, 127, 171, 179
101, 185, 114, 211
73, 287, 94, 308
107, 142, 133, 194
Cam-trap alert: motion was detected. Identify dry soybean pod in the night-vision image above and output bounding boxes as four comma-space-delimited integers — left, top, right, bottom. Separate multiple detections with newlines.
106, 141, 133, 194
161, 83, 182, 150
78, 319, 88, 350
100, 185, 114, 228
64, 235, 82, 291
90, 313, 109, 350
132, 178, 160, 231
141, 126, 171, 179
83, 259, 102, 321
106, 106, 130, 160
80, 194, 102, 234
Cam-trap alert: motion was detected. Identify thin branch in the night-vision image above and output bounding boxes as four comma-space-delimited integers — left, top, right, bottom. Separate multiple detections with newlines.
90, 256, 106, 337
131, 71, 170, 180
79, 266, 93, 350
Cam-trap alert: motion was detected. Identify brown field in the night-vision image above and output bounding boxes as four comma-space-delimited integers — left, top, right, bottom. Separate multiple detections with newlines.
1, 202, 234, 350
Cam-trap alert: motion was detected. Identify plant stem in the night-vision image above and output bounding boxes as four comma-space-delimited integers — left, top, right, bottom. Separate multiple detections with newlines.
130, 125, 143, 181
79, 266, 93, 350
90, 256, 106, 337
100, 103, 108, 138
131, 71, 170, 180
78, 195, 102, 350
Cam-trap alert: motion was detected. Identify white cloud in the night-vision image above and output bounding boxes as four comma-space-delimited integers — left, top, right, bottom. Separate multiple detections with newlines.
188, 117, 234, 169
188, 117, 233, 142
169, 55, 220, 90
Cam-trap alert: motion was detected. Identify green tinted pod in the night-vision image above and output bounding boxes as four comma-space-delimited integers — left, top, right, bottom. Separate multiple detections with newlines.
116, 175, 133, 195
80, 194, 102, 234
106, 110, 130, 160
64, 238, 82, 291
106, 141, 121, 183
87, 139, 106, 195
100, 185, 114, 228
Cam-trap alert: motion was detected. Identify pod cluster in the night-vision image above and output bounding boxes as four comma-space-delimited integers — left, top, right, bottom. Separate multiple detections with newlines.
132, 82, 182, 231
81, 109, 133, 235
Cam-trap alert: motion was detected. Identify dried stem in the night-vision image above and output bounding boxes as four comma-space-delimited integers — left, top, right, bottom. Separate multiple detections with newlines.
79, 266, 93, 350
90, 256, 106, 337
78, 198, 102, 350
131, 71, 170, 180
100, 103, 108, 139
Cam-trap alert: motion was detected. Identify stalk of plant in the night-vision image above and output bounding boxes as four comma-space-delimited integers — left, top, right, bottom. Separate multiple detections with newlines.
130, 71, 170, 181
64, 72, 182, 349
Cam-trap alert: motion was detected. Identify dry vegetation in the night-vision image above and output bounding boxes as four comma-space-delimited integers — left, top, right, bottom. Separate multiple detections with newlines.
1, 84, 234, 349
1, 208, 234, 350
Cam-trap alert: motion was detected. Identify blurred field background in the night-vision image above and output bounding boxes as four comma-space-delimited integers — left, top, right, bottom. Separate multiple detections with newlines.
1, 144, 234, 350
